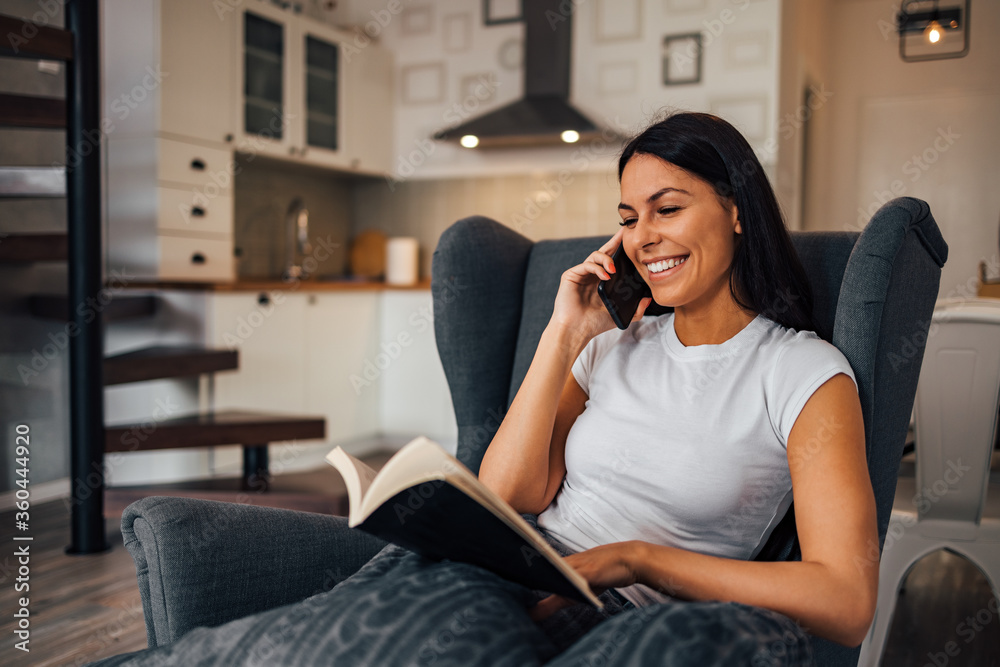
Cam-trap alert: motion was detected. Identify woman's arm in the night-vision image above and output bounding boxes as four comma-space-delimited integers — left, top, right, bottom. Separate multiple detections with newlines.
479, 228, 650, 513
536, 372, 879, 647
479, 343, 588, 514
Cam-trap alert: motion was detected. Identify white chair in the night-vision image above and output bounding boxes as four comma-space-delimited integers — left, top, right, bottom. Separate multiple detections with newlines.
859, 298, 1000, 665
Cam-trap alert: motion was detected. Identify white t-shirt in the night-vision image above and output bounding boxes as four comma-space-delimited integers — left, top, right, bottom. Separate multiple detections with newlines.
536, 312, 858, 607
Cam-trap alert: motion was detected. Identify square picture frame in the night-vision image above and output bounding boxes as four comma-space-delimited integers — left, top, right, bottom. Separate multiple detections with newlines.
662, 33, 703, 86
483, 0, 521, 26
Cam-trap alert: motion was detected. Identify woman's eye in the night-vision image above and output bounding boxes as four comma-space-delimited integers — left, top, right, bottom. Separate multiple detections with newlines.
619, 218, 637, 228
658, 206, 680, 216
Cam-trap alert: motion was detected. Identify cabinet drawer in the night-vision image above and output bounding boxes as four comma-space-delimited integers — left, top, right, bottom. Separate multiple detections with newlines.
158, 138, 234, 189
157, 186, 233, 235
159, 235, 234, 282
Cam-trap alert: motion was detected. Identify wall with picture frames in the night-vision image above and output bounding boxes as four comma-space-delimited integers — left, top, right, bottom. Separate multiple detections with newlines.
339, 0, 783, 181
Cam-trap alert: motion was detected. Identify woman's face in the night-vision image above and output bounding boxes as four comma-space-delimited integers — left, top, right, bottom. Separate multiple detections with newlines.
618, 153, 742, 314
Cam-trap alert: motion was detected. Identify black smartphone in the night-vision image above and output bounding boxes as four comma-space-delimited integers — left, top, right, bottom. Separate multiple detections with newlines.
597, 244, 651, 330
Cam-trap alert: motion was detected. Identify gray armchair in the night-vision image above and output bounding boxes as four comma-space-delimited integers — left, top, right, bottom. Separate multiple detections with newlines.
114, 197, 946, 666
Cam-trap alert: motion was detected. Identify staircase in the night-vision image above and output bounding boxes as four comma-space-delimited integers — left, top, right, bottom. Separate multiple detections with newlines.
2, 5, 329, 554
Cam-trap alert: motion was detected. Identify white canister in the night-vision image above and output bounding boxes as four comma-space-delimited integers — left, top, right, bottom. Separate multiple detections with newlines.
385, 237, 420, 286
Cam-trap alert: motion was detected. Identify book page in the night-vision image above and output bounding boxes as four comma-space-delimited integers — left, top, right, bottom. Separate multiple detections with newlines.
325, 447, 379, 525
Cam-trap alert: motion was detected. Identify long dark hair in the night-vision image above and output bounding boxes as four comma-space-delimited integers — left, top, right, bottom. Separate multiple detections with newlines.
618, 112, 815, 333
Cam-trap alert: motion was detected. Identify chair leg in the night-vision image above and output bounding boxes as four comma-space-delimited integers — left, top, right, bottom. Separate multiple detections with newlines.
242, 444, 269, 492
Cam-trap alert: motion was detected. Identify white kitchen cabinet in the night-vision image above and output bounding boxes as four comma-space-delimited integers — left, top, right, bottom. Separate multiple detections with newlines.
105, 134, 235, 282
235, 0, 393, 174
102, 0, 236, 146
377, 291, 457, 446
207, 291, 308, 412
303, 293, 381, 444
206, 291, 381, 445
103, 0, 238, 282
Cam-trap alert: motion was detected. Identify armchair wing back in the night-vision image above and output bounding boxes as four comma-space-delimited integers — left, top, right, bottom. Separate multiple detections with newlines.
431, 197, 947, 667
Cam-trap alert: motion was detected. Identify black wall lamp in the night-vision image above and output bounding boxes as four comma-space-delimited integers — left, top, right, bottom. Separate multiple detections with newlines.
898, 0, 970, 62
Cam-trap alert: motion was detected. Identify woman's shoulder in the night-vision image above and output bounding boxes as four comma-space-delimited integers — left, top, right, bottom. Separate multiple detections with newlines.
756, 316, 855, 378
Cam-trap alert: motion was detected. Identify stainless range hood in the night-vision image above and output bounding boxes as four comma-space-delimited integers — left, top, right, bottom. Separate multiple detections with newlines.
434, 0, 604, 149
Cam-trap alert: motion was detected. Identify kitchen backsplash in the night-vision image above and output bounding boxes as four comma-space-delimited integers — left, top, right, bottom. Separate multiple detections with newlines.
233, 154, 358, 280
351, 170, 626, 279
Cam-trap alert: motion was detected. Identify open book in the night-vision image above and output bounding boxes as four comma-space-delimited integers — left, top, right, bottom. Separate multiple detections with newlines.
326, 437, 601, 607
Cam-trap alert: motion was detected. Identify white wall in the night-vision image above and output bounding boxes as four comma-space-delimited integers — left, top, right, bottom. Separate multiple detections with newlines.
343, 0, 782, 179
808, 0, 1000, 299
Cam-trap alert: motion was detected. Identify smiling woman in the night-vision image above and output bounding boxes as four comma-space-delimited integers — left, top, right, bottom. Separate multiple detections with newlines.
481, 111, 878, 652
91, 113, 877, 667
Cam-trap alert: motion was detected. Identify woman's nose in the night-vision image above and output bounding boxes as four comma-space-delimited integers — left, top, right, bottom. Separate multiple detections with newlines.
634, 217, 660, 248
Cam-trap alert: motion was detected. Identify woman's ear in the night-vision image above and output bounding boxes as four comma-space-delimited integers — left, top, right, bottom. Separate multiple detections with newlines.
732, 204, 741, 235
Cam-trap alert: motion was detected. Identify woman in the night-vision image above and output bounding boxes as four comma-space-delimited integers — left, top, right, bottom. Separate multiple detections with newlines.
480, 111, 878, 653
96, 113, 876, 666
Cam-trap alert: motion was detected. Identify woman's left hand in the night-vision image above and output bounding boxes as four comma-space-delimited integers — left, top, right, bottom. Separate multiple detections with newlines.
530, 541, 643, 620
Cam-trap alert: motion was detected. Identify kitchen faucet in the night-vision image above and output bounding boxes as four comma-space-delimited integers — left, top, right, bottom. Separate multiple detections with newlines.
284, 196, 312, 280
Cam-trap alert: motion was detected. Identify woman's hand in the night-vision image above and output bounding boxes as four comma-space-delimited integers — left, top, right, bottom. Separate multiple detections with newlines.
548, 228, 652, 344
530, 541, 643, 620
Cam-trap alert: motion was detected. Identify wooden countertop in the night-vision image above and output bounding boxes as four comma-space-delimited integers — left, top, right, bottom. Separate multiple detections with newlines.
120, 278, 432, 292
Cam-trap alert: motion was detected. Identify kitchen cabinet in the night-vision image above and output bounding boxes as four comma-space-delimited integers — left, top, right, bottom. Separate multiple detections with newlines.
207, 291, 308, 413
103, 0, 239, 281
235, 0, 394, 174
205, 290, 381, 447
103, 0, 236, 146
303, 293, 381, 443
102, 0, 393, 283
203, 289, 455, 454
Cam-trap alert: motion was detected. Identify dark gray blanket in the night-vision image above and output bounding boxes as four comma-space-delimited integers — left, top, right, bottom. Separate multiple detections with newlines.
91, 541, 812, 666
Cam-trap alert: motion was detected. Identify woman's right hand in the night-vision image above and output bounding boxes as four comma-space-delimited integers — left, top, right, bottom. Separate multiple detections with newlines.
548, 228, 651, 344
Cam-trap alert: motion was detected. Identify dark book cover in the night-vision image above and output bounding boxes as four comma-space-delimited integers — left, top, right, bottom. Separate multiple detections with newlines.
357, 480, 592, 603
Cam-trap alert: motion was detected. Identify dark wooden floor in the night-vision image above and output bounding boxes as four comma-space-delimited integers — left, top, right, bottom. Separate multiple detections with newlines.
0, 466, 997, 666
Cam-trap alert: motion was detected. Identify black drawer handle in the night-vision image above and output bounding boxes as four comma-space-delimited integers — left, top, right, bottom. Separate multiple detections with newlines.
191, 206, 206, 217
190, 158, 206, 170
191, 252, 206, 265
258, 293, 270, 305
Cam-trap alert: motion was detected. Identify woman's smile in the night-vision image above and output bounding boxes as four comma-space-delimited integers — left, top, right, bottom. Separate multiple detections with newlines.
643, 255, 689, 281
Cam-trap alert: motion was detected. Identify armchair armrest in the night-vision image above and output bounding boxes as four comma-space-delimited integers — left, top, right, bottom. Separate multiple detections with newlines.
122, 496, 385, 648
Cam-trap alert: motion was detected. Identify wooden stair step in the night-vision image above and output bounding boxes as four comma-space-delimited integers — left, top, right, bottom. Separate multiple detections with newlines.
0, 167, 66, 198
0, 14, 74, 60
0, 233, 67, 261
104, 345, 239, 385
0, 93, 65, 129
104, 410, 326, 452
29, 294, 157, 322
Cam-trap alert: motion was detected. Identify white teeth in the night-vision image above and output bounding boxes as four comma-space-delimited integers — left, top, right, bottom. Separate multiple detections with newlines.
646, 256, 688, 274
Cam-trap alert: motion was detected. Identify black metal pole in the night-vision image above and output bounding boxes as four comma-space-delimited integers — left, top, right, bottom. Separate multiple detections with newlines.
65, 0, 108, 554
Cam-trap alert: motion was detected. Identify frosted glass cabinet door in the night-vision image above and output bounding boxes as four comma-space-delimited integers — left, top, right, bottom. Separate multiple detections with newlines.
235, 1, 299, 158
293, 20, 350, 169
304, 34, 339, 152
